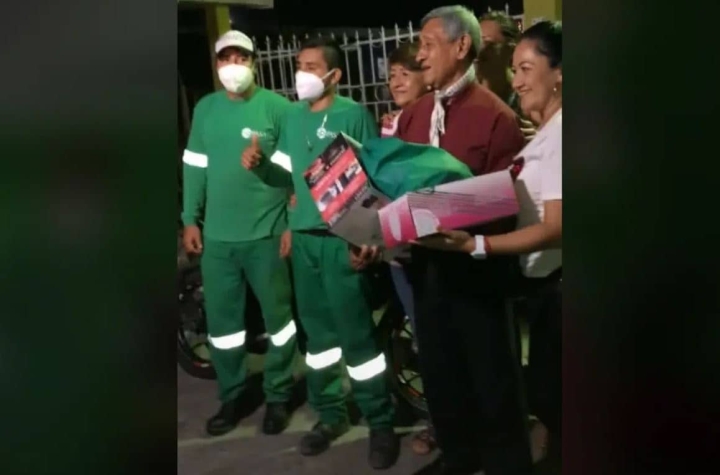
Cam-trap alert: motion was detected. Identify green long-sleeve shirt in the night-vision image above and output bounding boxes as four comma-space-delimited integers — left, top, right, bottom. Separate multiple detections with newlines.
181, 87, 293, 242
253, 95, 378, 231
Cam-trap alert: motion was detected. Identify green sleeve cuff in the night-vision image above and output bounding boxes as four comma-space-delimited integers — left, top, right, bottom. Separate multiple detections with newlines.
181, 214, 198, 227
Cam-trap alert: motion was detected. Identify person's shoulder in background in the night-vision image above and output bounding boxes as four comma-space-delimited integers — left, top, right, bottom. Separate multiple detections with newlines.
194, 89, 225, 111
396, 93, 434, 143
276, 99, 306, 124
331, 94, 364, 114
466, 83, 525, 145
256, 87, 292, 105
400, 92, 434, 120
464, 82, 517, 121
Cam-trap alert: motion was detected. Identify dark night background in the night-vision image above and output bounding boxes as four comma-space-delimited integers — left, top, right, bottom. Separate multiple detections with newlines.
179, 0, 523, 94
4, 0, 720, 473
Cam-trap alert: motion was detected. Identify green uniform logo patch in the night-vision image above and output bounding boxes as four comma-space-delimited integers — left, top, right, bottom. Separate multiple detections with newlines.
316, 126, 337, 140
242, 127, 268, 139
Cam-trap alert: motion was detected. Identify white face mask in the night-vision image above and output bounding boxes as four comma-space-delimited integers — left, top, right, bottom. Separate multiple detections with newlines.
218, 64, 254, 94
295, 70, 334, 102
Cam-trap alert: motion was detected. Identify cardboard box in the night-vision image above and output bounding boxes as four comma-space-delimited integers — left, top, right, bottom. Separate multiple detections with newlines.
304, 134, 519, 257
303, 133, 398, 256
377, 171, 520, 248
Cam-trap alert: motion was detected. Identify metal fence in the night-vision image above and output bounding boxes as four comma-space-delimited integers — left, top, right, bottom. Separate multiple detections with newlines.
252, 5, 523, 122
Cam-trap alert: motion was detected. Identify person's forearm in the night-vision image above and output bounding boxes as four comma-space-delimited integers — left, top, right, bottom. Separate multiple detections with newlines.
252, 159, 294, 189
182, 166, 206, 226
264, 163, 294, 188
483, 223, 561, 255
181, 194, 205, 226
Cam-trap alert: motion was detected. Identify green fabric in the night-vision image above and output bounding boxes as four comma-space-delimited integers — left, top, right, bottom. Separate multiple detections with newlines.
201, 236, 299, 403
270, 95, 379, 231
291, 232, 395, 428
359, 137, 473, 200
182, 87, 293, 242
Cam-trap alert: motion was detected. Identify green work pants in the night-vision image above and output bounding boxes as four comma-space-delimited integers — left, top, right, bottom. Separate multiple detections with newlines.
201, 236, 298, 403
292, 231, 395, 429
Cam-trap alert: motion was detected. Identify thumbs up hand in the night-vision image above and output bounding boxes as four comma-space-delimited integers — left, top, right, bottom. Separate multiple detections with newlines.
241, 134, 263, 169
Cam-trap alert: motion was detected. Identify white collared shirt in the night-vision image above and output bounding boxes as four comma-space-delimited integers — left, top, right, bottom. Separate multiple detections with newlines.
514, 108, 562, 278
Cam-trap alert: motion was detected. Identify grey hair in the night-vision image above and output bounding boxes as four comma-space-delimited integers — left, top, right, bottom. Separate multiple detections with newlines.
421, 5, 482, 61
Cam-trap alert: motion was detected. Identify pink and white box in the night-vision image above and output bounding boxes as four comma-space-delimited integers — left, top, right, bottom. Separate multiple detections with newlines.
377, 169, 519, 248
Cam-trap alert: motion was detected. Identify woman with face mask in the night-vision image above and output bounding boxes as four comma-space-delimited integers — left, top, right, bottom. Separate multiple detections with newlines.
181, 30, 301, 439
417, 20, 563, 466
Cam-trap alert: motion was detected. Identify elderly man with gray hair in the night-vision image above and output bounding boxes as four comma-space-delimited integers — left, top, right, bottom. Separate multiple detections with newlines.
397, 5, 532, 475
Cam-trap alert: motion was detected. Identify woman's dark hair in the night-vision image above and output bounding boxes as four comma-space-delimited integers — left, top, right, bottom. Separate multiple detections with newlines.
388, 41, 422, 71
520, 21, 562, 68
479, 11, 520, 45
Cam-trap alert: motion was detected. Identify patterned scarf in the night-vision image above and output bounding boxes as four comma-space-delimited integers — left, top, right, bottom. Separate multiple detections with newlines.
429, 64, 477, 147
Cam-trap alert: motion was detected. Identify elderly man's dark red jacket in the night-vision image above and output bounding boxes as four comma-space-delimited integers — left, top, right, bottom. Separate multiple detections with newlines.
396, 81, 525, 235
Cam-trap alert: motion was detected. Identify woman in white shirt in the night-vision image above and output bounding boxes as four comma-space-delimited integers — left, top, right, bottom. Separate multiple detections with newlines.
417, 20, 562, 463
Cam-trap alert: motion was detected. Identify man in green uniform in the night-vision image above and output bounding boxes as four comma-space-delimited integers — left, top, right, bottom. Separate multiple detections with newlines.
243, 37, 400, 470
181, 30, 299, 437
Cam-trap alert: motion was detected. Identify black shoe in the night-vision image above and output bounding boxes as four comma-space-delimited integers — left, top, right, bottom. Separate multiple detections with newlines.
413, 456, 482, 475
262, 402, 290, 435
368, 427, 400, 470
298, 421, 350, 456
205, 397, 244, 436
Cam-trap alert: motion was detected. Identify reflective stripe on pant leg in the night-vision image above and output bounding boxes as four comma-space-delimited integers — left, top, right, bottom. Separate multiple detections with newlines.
293, 233, 348, 425
270, 320, 297, 347
305, 347, 342, 370
201, 239, 249, 403
238, 236, 298, 403
209, 330, 246, 349
321, 235, 394, 428
346, 353, 387, 381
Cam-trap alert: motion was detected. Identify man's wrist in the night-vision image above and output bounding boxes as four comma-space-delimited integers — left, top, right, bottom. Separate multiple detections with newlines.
181, 216, 198, 227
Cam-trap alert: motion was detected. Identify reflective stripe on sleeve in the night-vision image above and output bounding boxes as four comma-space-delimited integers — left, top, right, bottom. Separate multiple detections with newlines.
346, 353, 387, 381
209, 330, 246, 349
270, 150, 292, 172
270, 320, 297, 347
183, 150, 208, 168
305, 347, 342, 370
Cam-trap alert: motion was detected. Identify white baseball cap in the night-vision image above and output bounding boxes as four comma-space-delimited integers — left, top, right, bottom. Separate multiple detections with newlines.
215, 30, 254, 54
